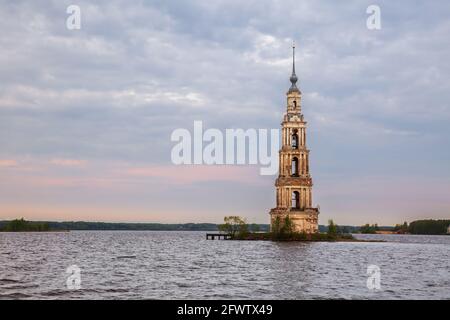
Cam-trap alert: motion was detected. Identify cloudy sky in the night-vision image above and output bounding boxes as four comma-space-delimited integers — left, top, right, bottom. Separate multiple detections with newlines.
1, 0, 450, 225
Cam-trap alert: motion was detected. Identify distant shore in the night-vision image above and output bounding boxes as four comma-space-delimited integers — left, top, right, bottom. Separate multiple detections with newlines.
1, 219, 448, 235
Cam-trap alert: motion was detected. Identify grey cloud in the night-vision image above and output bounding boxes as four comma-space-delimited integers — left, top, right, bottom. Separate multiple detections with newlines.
1, 0, 450, 223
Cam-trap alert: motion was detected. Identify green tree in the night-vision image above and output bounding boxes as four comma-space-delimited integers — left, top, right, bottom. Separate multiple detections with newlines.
394, 221, 409, 233
272, 216, 282, 235
238, 221, 249, 238
327, 219, 338, 237
360, 223, 378, 234
281, 215, 295, 235
218, 216, 247, 238
271, 215, 295, 240
4, 218, 29, 231
408, 219, 450, 235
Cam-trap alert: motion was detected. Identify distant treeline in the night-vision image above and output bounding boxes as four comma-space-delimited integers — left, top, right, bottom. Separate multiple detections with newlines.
0, 218, 50, 232
319, 224, 392, 234
318, 225, 361, 234
408, 220, 450, 235
0, 220, 333, 232
1, 219, 448, 234
320, 220, 450, 235
353, 220, 449, 235
46, 221, 224, 231
0, 220, 270, 232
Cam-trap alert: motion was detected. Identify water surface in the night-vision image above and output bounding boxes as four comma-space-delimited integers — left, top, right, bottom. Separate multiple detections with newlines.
0, 231, 449, 299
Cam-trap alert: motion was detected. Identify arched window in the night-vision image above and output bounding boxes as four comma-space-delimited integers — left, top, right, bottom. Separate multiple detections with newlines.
293, 100, 297, 108
292, 191, 300, 209
291, 130, 298, 149
291, 157, 298, 176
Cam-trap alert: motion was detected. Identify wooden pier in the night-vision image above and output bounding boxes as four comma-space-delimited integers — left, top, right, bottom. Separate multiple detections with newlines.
206, 233, 232, 240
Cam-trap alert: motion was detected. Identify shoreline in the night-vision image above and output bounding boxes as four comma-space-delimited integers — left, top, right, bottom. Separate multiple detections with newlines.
217, 232, 386, 242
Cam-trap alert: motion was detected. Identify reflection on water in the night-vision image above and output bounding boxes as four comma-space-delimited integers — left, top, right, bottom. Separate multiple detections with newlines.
0, 231, 449, 299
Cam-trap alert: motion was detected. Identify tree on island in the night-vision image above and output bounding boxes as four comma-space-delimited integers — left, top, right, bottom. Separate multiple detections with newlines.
218, 216, 248, 238
282, 216, 295, 235
327, 219, 338, 239
271, 216, 282, 235
217, 215, 354, 241
271, 215, 297, 240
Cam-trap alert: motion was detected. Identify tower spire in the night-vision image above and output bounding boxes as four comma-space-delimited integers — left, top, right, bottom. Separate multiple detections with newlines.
269, 40, 319, 235
289, 41, 299, 93
292, 41, 296, 74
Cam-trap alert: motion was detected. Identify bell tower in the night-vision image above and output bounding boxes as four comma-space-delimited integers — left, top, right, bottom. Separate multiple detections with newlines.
269, 43, 319, 233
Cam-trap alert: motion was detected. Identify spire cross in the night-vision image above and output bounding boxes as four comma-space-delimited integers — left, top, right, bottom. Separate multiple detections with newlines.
292, 41, 296, 75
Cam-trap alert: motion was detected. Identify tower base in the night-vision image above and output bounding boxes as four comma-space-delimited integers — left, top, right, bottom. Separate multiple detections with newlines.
269, 207, 319, 234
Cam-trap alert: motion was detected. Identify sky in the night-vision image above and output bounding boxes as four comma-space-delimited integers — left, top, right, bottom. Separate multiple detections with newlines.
1, 0, 450, 225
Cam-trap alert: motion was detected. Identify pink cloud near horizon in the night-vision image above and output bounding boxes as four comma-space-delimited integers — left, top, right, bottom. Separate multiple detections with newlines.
50, 158, 87, 167
124, 164, 269, 186
0, 159, 18, 167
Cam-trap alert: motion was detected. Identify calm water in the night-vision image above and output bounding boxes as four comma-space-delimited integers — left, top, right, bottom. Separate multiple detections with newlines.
0, 231, 449, 300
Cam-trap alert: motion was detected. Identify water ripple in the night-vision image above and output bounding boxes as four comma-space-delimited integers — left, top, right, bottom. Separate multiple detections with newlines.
0, 231, 449, 299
